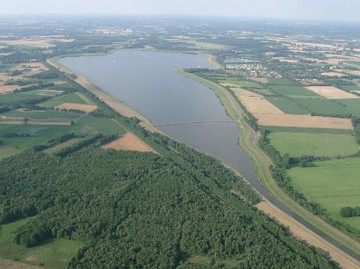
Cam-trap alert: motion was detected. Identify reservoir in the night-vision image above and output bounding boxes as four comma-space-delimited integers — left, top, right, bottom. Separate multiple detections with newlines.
59, 50, 258, 187
60, 50, 360, 260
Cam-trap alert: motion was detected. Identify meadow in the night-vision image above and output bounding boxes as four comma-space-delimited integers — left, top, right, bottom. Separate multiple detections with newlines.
289, 157, 360, 229
269, 131, 359, 157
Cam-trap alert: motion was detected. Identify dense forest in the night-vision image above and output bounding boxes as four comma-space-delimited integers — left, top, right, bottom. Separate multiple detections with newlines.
0, 137, 338, 268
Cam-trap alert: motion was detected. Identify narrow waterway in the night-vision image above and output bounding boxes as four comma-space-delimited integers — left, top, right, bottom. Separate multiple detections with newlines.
60, 50, 360, 262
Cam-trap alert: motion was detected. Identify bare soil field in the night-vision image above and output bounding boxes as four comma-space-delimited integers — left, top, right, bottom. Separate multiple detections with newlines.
253, 113, 353, 130
55, 102, 97, 113
306, 86, 359, 99
256, 201, 360, 269
238, 95, 284, 114
321, 72, 346, 77
102, 132, 155, 153
0, 259, 41, 269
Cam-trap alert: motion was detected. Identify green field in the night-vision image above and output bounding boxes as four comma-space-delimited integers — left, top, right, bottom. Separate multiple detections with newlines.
269, 132, 359, 157
268, 85, 317, 96
289, 157, 360, 228
264, 126, 353, 135
267, 78, 299, 86
219, 78, 265, 89
0, 218, 30, 246
39, 92, 87, 107
266, 96, 309, 114
337, 99, 360, 117
0, 239, 83, 269
1, 110, 82, 120
0, 91, 47, 104
292, 97, 349, 115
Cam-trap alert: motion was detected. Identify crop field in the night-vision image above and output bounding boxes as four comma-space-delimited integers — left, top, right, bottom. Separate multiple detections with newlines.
1, 110, 82, 120
0, 91, 47, 104
263, 126, 353, 135
239, 95, 284, 114
254, 113, 353, 129
265, 96, 309, 114
39, 92, 88, 107
305, 86, 359, 99
219, 78, 265, 89
289, 157, 360, 228
292, 97, 351, 116
55, 102, 97, 113
102, 132, 155, 152
268, 132, 359, 157
268, 85, 317, 96
337, 99, 360, 116
340, 84, 360, 91
35, 89, 64, 96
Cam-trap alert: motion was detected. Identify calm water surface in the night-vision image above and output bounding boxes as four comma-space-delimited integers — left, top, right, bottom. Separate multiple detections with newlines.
60, 50, 260, 190
59, 50, 301, 202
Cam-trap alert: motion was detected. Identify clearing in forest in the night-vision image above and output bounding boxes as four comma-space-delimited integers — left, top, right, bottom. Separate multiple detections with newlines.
253, 113, 353, 130
55, 102, 97, 113
102, 132, 155, 153
305, 86, 359, 99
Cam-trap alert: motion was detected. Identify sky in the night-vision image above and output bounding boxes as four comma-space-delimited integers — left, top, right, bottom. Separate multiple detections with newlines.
1, 0, 360, 22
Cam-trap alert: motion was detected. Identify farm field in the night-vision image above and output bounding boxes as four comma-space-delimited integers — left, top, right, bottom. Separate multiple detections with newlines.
305, 86, 359, 99
288, 157, 360, 229
102, 132, 155, 153
253, 113, 353, 129
237, 95, 284, 114
39, 92, 88, 107
268, 132, 359, 157
267, 84, 317, 96
265, 96, 309, 114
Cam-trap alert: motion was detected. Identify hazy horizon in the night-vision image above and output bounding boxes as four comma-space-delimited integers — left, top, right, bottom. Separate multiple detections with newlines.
1, 0, 360, 23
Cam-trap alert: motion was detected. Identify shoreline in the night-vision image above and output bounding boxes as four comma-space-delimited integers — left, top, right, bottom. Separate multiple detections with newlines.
47, 57, 159, 133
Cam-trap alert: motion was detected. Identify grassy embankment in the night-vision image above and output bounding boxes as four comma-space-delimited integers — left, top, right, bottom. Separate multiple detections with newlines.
178, 69, 360, 259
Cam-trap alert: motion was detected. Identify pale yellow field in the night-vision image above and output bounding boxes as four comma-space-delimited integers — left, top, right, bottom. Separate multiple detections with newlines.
321, 72, 346, 77
238, 95, 284, 114
253, 113, 353, 130
102, 133, 155, 153
55, 103, 97, 113
306, 86, 359, 99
